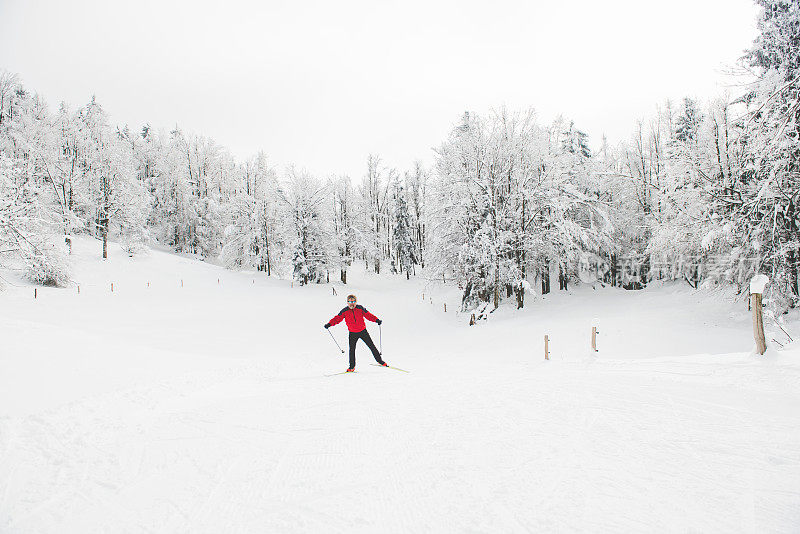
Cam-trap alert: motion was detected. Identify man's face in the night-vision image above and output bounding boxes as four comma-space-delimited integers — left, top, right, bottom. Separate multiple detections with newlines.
347, 298, 356, 309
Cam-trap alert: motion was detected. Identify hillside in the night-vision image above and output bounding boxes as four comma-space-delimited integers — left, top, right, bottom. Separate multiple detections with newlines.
1, 237, 799, 532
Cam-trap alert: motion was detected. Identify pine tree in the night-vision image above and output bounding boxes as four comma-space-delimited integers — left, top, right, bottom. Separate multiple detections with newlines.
674, 97, 703, 144
392, 178, 415, 278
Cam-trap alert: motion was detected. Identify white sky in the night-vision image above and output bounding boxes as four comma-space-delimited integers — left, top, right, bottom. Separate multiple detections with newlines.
0, 0, 760, 180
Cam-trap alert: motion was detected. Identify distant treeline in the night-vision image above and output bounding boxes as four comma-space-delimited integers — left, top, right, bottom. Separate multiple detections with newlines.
1, 1, 797, 313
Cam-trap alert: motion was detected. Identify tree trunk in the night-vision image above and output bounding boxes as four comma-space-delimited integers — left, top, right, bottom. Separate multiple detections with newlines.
264, 222, 271, 276
789, 249, 798, 306
610, 253, 617, 287
102, 223, 108, 259
461, 280, 473, 312
341, 269, 347, 284
101, 173, 110, 259
493, 270, 500, 309
541, 261, 550, 295
640, 255, 649, 289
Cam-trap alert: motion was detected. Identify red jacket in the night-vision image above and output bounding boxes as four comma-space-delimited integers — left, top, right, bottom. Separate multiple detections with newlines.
328, 305, 379, 332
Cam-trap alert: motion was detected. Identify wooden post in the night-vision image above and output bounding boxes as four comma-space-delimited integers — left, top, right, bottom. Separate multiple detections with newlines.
217, 278, 220, 284
544, 335, 549, 360
111, 282, 114, 292
422, 293, 424, 301
750, 275, 769, 355
751, 292, 767, 355
181, 279, 183, 288
34, 288, 37, 299
147, 281, 150, 288
444, 303, 447, 312
470, 313, 476, 326
77, 285, 80, 294
591, 326, 598, 352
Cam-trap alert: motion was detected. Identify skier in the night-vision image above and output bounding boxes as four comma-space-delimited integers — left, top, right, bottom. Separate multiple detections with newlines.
325, 294, 386, 372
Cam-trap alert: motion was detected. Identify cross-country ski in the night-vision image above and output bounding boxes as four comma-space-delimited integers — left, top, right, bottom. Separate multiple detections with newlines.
324, 370, 358, 377
370, 363, 410, 373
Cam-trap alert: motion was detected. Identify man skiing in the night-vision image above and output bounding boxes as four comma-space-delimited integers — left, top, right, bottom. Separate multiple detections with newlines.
325, 294, 386, 372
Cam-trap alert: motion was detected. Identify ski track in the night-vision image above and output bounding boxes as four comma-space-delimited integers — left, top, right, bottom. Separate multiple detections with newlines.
2, 357, 799, 532
2, 240, 800, 532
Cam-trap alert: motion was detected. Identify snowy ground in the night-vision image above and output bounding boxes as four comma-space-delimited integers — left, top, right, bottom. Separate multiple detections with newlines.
1, 237, 799, 532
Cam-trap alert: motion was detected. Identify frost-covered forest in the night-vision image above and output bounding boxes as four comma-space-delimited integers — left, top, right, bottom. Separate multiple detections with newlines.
1, 1, 798, 314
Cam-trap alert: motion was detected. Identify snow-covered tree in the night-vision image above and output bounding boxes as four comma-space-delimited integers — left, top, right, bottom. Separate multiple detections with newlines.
222, 153, 282, 273
404, 161, 428, 269
279, 167, 334, 285
331, 175, 357, 283
0, 154, 70, 285
0, 77, 70, 284
391, 176, 415, 277
735, 0, 800, 308
73, 97, 149, 259
430, 109, 611, 312
358, 155, 391, 274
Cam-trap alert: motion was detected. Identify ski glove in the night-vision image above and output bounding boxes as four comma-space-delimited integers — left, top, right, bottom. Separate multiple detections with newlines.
324, 323, 330, 329
376, 319, 382, 325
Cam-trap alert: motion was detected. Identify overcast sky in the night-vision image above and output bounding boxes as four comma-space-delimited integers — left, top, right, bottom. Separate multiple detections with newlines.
0, 0, 759, 180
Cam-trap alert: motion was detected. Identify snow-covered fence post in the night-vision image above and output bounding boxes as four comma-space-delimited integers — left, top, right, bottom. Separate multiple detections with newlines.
750, 275, 769, 355
544, 335, 549, 360
444, 303, 446, 312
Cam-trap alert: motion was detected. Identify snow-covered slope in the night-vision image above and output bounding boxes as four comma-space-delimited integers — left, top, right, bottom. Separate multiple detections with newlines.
1, 238, 799, 532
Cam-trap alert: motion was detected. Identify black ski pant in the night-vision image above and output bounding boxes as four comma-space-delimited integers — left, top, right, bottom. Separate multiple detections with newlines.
349, 329, 383, 368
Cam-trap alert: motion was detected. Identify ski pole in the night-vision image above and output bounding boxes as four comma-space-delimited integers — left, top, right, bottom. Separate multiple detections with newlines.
379, 324, 383, 355
326, 328, 345, 354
